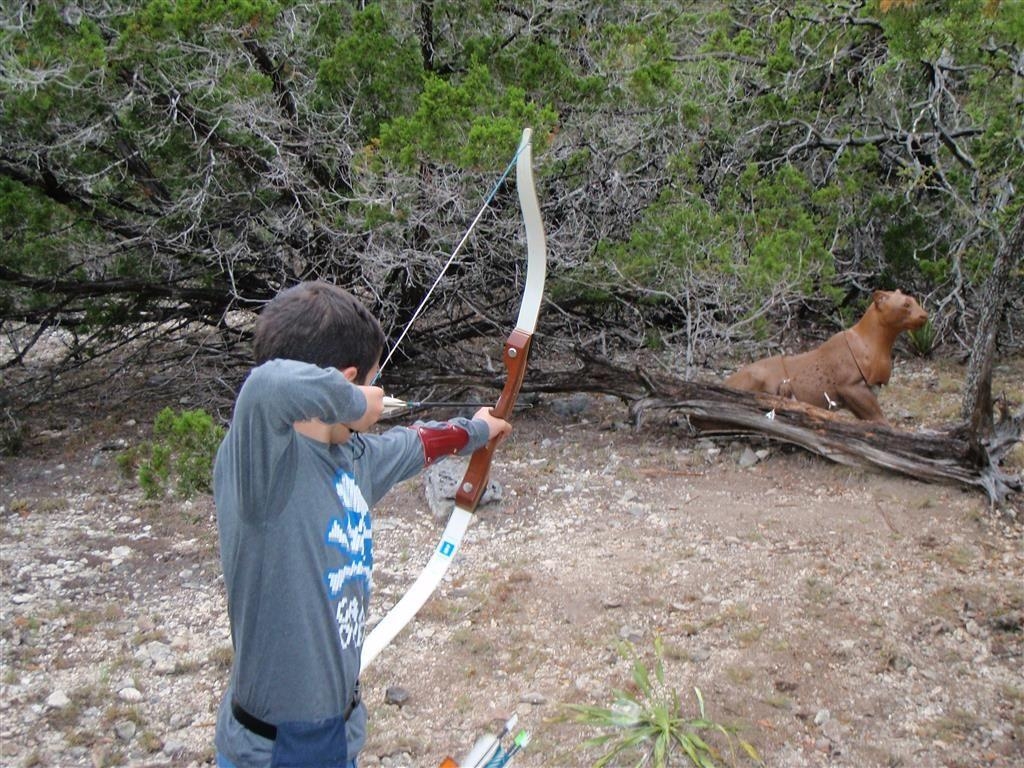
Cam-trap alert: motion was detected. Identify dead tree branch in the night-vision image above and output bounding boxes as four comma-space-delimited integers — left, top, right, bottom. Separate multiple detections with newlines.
397, 354, 1022, 504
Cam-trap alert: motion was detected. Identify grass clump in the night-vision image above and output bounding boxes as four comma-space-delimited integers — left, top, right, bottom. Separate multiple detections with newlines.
566, 638, 763, 767
906, 318, 937, 357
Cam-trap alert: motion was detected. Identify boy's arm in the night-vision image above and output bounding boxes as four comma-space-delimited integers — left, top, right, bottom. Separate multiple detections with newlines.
355, 411, 508, 508
416, 408, 510, 466
415, 407, 511, 462
345, 385, 385, 432
222, 360, 372, 517
238, 359, 370, 427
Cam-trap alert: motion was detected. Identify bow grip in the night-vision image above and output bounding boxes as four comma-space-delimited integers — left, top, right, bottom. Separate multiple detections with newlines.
454, 328, 533, 511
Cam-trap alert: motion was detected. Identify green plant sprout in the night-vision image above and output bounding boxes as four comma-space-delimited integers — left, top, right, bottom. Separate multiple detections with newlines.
907, 318, 937, 357
566, 638, 763, 768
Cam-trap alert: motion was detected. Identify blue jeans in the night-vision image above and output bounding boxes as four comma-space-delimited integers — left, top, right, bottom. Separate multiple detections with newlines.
216, 753, 356, 768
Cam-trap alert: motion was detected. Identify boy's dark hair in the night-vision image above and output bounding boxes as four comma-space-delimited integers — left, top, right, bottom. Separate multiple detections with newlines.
253, 281, 386, 381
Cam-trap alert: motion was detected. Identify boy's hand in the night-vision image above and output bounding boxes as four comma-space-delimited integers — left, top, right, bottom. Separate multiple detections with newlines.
473, 406, 512, 444
346, 386, 385, 432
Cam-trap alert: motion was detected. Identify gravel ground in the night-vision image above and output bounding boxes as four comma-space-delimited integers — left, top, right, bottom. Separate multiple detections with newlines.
1, 357, 1022, 768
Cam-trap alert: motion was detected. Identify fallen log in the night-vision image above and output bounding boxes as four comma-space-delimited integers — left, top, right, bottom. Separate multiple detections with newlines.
630, 378, 1022, 505
626, 363, 1020, 505
393, 355, 1022, 504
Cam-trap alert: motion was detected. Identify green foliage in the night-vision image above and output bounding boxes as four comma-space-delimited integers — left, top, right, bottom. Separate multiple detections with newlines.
491, 37, 598, 100
907, 318, 938, 357
315, 5, 421, 137
118, 408, 224, 500
880, 210, 948, 287
735, 164, 838, 297
597, 192, 729, 286
3, 4, 107, 127
0, 180, 67, 272
878, 0, 1023, 62
377, 63, 557, 170
876, 0, 1024, 213
599, 160, 845, 311
567, 639, 762, 767
133, 0, 283, 39
3, 0, 1022, 377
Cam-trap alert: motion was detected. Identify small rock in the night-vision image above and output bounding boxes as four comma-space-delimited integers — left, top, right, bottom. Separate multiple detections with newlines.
162, 738, 186, 758
888, 654, 912, 673
384, 686, 410, 707
46, 690, 71, 709
380, 751, 413, 767
834, 639, 857, 658
689, 648, 711, 663
822, 718, 845, 742
619, 625, 643, 643
814, 708, 831, 726
550, 393, 592, 418
114, 720, 136, 742
573, 675, 594, 692
424, 462, 502, 519
118, 687, 143, 703
992, 611, 1023, 632
737, 447, 759, 468
138, 640, 172, 664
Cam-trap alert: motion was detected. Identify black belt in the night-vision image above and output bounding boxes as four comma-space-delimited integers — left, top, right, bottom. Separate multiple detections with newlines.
232, 681, 361, 741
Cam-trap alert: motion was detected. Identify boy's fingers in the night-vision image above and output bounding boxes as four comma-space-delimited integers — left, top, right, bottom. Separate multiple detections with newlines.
343, 386, 386, 432
363, 386, 385, 413
492, 418, 512, 443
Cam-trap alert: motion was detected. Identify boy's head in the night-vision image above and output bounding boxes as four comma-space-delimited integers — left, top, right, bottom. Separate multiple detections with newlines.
254, 281, 386, 383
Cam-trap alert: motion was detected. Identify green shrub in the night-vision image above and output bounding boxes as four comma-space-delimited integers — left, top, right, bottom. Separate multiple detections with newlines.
566, 638, 762, 767
907, 318, 937, 357
119, 408, 224, 500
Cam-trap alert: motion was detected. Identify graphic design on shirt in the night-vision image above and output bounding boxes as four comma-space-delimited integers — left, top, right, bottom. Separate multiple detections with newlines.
324, 470, 372, 650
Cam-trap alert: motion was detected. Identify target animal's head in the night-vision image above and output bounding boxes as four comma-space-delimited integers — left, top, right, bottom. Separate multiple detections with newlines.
873, 290, 928, 332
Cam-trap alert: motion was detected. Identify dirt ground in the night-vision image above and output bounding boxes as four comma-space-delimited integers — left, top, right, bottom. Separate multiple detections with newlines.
1, 355, 1022, 768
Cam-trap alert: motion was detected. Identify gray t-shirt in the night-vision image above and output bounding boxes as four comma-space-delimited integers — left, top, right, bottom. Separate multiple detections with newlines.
213, 359, 489, 765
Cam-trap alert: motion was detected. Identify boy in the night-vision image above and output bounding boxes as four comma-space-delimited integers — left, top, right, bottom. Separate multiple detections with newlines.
213, 281, 511, 768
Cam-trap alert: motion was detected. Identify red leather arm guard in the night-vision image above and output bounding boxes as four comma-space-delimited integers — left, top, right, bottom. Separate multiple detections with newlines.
415, 424, 471, 467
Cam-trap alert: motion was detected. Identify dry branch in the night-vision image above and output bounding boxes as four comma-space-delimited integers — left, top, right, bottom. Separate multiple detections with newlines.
638, 382, 1022, 505
397, 354, 1022, 504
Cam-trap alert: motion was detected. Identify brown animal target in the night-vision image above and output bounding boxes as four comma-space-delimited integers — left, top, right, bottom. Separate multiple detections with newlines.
724, 290, 928, 424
